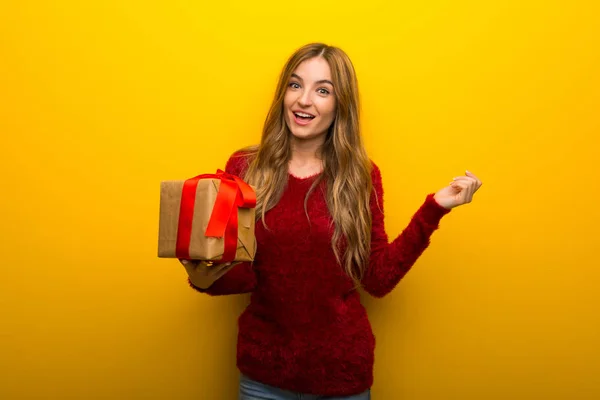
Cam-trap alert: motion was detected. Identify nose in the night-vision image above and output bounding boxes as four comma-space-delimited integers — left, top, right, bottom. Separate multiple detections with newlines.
297, 89, 313, 107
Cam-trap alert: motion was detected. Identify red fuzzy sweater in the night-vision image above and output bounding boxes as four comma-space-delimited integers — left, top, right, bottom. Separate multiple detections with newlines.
188, 152, 451, 396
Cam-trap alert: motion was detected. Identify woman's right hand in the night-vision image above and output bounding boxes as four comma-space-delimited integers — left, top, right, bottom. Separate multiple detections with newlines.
179, 259, 240, 289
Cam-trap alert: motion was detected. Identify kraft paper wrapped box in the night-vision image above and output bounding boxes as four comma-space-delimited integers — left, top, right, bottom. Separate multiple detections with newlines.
158, 171, 257, 262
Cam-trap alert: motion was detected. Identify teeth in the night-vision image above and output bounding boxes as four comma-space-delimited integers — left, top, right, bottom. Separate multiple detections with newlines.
295, 112, 314, 118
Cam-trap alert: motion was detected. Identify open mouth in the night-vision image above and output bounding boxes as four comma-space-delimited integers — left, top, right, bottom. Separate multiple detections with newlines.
292, 111, 316, 125
294, 112, 315, 120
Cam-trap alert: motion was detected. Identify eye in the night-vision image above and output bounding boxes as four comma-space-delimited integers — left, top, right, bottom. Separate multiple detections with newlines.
318, 88, 330, 95
289, 82, 300, 89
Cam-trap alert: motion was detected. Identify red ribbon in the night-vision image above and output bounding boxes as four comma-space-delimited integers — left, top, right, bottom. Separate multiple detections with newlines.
176, 169, 256, 262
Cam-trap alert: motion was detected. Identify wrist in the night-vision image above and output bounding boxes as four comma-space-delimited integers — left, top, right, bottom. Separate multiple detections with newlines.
433, 193, 453, 210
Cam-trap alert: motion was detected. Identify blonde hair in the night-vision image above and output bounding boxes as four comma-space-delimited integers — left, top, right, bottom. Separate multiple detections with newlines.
239, 43, 373, 286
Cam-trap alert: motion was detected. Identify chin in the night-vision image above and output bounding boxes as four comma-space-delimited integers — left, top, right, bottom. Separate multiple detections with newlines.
289, 128, 324, 142
286, 123, 327, 143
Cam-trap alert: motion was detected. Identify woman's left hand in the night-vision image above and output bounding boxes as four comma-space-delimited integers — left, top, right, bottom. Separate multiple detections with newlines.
433, 170, 483, 210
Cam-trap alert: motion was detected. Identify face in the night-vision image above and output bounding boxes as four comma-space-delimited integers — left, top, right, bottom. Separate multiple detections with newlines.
283, 57, 337, 142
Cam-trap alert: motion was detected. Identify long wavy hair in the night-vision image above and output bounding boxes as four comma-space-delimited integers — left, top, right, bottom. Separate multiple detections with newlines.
238, 43, 373, 286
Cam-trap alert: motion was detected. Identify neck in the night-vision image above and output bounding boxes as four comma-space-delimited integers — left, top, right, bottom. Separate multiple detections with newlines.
289, 135, 325, 165
288, 135, 325, 178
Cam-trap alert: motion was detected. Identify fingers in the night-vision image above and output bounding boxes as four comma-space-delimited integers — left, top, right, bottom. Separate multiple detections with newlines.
453, 177, 475, 196
450, 180, 468, 190
453, 171, 482, 197
465, 170, 480, 181
450, 180, 473, 202
452, 176, 477, 184
464, 170, 483, 188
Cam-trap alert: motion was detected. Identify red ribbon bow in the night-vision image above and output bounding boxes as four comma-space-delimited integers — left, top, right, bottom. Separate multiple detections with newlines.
175, 169, 256, 262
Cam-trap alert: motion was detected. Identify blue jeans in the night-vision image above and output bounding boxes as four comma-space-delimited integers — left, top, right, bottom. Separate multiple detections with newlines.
239, 374, 371, 400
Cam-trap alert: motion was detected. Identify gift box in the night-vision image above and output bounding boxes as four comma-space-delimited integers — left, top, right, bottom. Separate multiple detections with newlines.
158, 170, 257, 262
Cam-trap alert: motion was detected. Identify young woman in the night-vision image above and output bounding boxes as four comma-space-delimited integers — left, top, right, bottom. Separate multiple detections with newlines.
180, 43, 482, 399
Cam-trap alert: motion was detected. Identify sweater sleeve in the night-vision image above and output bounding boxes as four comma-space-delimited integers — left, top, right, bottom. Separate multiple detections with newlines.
187, 150, 258, 296
361, 163, 451, 298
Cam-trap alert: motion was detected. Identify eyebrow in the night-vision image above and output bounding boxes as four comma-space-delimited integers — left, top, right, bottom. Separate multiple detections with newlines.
291, 73, 334, 87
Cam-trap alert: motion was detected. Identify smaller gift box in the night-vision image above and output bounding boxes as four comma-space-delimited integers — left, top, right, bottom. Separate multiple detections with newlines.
158, 170, 256, 262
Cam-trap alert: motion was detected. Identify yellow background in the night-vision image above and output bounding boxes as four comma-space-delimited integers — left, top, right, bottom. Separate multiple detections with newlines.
1, 1, 599, 399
